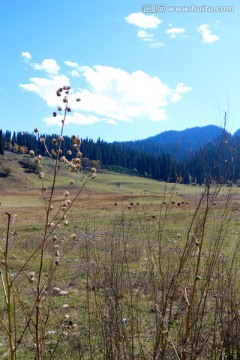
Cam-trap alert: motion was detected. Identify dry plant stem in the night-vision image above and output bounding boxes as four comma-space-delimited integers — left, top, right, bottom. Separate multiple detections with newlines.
11, 174, 89, 286
3, 212, 16, 360
35, 110, 66, 359
181, 182, 211, 359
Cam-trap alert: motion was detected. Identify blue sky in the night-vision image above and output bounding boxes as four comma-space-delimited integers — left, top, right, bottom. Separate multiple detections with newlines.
0, 0, 239, 141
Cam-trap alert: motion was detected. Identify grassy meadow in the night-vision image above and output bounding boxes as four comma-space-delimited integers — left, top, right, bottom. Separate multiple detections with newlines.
1, 152, 240, 359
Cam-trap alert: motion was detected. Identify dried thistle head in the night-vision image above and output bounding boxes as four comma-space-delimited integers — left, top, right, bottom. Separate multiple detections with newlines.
54, 250, 60, 257
73, 157, 80, 164
29, 150, 35, 157
28, 272, 35, 283
60, 156, 67, 162
70, 164, 76, 172
51, 235, 57, 241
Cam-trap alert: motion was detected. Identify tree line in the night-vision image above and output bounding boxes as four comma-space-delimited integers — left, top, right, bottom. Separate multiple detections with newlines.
1, 129, 240, 185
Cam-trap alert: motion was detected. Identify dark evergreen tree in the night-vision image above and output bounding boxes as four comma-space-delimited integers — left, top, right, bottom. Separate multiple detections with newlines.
0, 130, 4, 155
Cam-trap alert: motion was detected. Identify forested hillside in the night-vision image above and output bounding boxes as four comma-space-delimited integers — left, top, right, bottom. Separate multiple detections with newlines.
1, 126, 240, 185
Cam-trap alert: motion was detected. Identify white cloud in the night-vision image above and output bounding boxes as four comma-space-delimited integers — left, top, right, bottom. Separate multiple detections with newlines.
125, 12, 161, 29
106, 119, 118, 125
20, 75, 70, 107
21, 51, 32, 60
31, 59, 60, 74
20, 59, 191, 127
70, 70, 80, 78
64, 61, 80, 69
137, 30, 154, 41
166, 27, 186, 38
171, 82, 192, 102
44, 113, 100, 127
198, 24, 219, 44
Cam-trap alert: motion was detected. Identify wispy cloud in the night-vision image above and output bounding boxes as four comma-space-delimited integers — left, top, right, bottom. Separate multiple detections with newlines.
137, 30, 154, 41
125, 12, 161, 29
166, 27, 186, 38
198, 24, 219, 44
64, 61, 80, 68
20, 57, 191, 127
149, 42, 164, 48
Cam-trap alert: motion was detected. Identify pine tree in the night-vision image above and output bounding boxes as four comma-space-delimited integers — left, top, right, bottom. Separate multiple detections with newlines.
0, 130, 4, 155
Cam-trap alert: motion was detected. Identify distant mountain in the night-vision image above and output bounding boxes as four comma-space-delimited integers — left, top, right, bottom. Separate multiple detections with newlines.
234, 129, 240, 137
120, 125, 229, 160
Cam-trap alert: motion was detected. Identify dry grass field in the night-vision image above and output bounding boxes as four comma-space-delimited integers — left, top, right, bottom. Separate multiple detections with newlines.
1, 152, 240, 359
